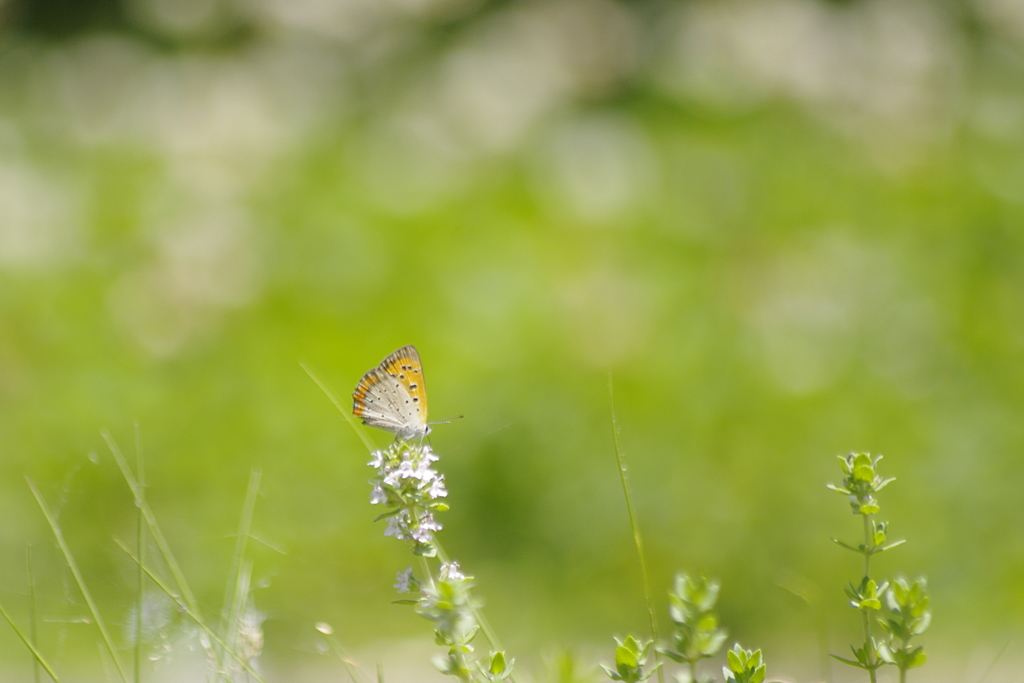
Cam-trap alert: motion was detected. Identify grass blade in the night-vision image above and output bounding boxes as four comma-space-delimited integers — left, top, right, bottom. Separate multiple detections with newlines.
301, 363, 377, 453
222, 469, 262, 669
103, 433, 201, 617
0, 597, 61, 682
27, 543, 41, 683
134, 424, 145, 683
607, 372, 663, 683
26, 477, 130, 683
113, 539, 269, 683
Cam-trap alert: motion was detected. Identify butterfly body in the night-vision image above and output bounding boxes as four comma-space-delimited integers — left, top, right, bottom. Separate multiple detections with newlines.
353, 345, 431, 440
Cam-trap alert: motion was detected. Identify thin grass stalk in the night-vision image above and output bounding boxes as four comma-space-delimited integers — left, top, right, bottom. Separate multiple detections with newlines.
323, 633, 362, 683
103, 433, 202, 616
113, 539, 269, 683
976, 638, 1011, 683
0, 597, 61, 682
134, 426, 145, 683
106, 434, 238, 683
223, 470, 262, 671
98, 640, 116, 683
26, 477, 130, 683
27, 543, 41, 683
301, 364, 376, 453
607, 373, 663, 683
231, 560, 254, 681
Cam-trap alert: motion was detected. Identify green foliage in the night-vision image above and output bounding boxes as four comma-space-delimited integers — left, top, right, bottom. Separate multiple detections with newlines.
828, 453, 895, 517
602, 636, 660, 683
829, 454, 928, 682
877, 578, 931, 674
845, 577, 888, 613
660, 574, 728, 669
479, 650, 515, 682
721, 645, 765, 683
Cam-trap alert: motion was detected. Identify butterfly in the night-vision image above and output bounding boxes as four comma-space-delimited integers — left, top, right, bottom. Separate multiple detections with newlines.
353, 345, 433, 440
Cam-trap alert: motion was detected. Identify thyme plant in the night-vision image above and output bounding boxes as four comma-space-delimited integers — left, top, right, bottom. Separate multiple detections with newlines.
366, 438, 513, 683
828, 453, 930, 682
604, 573, 766, 683
660, 574, 729, 683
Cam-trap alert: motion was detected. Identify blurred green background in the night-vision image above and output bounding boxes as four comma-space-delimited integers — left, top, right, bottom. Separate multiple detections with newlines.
2, 0, 1024, 679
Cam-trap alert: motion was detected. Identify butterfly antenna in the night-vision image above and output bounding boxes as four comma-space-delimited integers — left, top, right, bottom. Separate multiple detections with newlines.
428, 415, 464, 426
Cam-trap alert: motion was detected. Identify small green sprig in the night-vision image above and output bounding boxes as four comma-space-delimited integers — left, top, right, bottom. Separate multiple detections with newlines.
602, 636, 661, 683
659, 574, 727, 683
394, 557, 514, 682
828, 453, 896, 521
878, 578, 931, 682
828, 453, 927, 682
418, 562, 480, 681
479, 650, 515, 682
722, 645, 765, 683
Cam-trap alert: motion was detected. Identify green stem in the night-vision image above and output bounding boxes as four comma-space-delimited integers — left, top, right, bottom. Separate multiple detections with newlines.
608, 373, 664, 683
134, 426, 145, 683
27, 544, 40, 683
113, 539, 269, 683
861, 512, 876, 683
27, 478, 130, 683
0, 597, 61, 682
862, 513, 873, 579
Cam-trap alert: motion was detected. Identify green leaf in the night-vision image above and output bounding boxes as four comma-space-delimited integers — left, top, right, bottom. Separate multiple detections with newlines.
489, 651, 506, 674
853, 464, 874, 482
616, 645, 639, 668
704, 631, 728, 657
829, 654, 864, 668
875, 477, 896, 490
751, 664, 766, 683
727, 648, 742, 673
696, 614, 718, 632
831, 538, 861, 553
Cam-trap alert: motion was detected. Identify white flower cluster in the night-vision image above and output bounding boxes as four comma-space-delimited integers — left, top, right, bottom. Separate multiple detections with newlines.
368, 442, 448, 548
439, 561, 466, 582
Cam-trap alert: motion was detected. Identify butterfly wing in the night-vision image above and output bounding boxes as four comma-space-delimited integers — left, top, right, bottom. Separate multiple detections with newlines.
377, 345, 428, 422
353, 345, 430, 439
